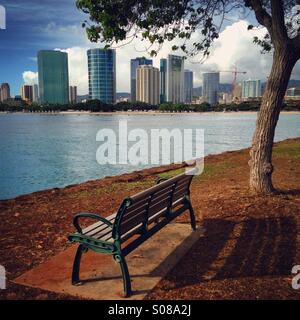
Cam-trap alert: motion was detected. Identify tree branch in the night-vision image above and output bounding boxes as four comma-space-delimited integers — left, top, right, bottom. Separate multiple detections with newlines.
270, 0, 288, 43
247, 0, 273, 36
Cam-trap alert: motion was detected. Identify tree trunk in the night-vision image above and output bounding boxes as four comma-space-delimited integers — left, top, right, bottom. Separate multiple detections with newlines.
249, 46, 297, 194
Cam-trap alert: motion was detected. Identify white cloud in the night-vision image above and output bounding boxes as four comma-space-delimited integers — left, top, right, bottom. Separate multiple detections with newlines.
58, 47, 89, 95
199, 20, 272, 85
22, 71, 38, 85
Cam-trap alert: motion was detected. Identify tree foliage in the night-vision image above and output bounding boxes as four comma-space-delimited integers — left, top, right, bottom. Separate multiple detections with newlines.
76, 0, 300, 57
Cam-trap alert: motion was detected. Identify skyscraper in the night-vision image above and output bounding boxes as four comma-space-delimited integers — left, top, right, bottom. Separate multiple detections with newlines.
21, 85, 33, 103
202, 72, 220, 105
136, 65, 160, 105
0, 83, 10, 102
184, 70, 193, 103
130, 57, 153, 102
38, 50, 69, 104
69, 86, 77, 104
242, 80, 262, 99
167, 54, 185, 103
87, 48, 116, 104
160, 59, 167, 104
32, 84, 39, 103
232, 83, 242, 103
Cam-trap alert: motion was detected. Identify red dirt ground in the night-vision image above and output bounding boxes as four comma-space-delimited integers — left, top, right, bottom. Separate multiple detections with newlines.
0, 138, 299, 300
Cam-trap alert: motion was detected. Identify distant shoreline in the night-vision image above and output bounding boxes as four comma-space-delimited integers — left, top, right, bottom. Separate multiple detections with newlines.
1, 110, 300, 116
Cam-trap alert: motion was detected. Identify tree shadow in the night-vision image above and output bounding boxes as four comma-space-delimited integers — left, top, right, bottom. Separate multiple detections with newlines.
215, 216, 296, 280
276, 189, 300, 196
161, 217, 297, 289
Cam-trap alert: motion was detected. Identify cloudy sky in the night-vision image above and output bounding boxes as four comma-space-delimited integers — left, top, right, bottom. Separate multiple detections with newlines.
1, 0, 300, 96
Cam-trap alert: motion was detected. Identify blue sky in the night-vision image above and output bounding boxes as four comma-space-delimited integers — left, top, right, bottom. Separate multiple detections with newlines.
1, 1, 300, 96
0, 0, 87, 95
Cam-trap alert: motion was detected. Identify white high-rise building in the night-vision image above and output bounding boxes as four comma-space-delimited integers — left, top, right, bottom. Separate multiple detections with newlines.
242, 80, 261, 99
130, 57, 153, 102
166, 55, 185, 103
136, 65, 160, 105
202, 72, 220, 106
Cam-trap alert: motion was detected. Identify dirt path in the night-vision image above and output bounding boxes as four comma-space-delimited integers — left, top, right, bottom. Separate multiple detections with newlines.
0, 138, 299, 300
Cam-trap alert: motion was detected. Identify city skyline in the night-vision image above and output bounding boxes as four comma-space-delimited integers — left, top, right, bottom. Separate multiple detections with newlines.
2, 45, 300, 106
1, 1, 300, 97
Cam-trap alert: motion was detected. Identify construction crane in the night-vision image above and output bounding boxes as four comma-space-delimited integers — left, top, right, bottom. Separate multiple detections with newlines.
220, 67, 247, 94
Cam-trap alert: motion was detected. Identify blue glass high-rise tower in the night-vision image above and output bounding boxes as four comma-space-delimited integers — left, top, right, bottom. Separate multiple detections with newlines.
184, 70, 193, 103
87, 48, 116, 104
160, 59, 167, 104
38, 50, 69, 105
202, 72, 220, 106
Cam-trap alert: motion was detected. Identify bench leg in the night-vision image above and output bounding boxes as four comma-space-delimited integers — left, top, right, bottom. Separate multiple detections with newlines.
188, 204, 197, 231
71, 244, 84, 285
114, 254, 132, 297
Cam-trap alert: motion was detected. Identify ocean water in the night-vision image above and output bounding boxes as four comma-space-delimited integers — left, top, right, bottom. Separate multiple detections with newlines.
0, 112, 299, 200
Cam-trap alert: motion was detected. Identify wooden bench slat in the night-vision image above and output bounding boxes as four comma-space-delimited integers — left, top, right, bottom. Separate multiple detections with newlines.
92, 227, 113, 240
82, 213, 116, 235
120, 214, 145, 235
122, 202, 149, 221
175, 178, 192, 189
148, 199, 170, 218
129, 172, 188, 203
122, 209, 148, 227
96, 231, 114, 242
120, 224, 144, 243
127, 195, 150, 211
148, 208, 169, 224
173, 185, 189, 198
150, 187, 174, 205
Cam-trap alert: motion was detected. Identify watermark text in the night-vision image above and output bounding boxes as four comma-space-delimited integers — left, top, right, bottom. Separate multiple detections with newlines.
96, 121, 204, 175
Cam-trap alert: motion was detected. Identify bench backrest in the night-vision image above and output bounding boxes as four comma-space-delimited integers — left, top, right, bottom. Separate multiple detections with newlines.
112, 169, 195, 240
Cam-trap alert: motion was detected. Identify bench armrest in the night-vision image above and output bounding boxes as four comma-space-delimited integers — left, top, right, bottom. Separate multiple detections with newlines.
73, 212, 113, 234
156, 177, 168, 184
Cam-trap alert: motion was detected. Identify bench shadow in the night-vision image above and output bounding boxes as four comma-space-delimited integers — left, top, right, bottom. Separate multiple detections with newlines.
159, 217, 296, 291
78, 216, 296, 296
150, 219, 236, 277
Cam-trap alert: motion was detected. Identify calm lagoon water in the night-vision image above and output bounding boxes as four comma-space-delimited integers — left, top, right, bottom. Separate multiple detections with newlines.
0, 112, 299, 200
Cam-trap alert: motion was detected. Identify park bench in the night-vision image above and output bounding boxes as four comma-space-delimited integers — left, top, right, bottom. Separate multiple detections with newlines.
68, 168, 198, 297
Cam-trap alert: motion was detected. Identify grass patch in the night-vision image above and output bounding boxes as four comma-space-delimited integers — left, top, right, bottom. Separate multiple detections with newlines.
273, 140, 300, 158
157, 161, 234, 183
193, 161, 233, 182
70, 179, 155, 199
158, 167, 186, 179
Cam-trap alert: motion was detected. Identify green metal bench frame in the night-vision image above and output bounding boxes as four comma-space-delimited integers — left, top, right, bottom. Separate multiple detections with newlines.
68, 169, 197, 297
